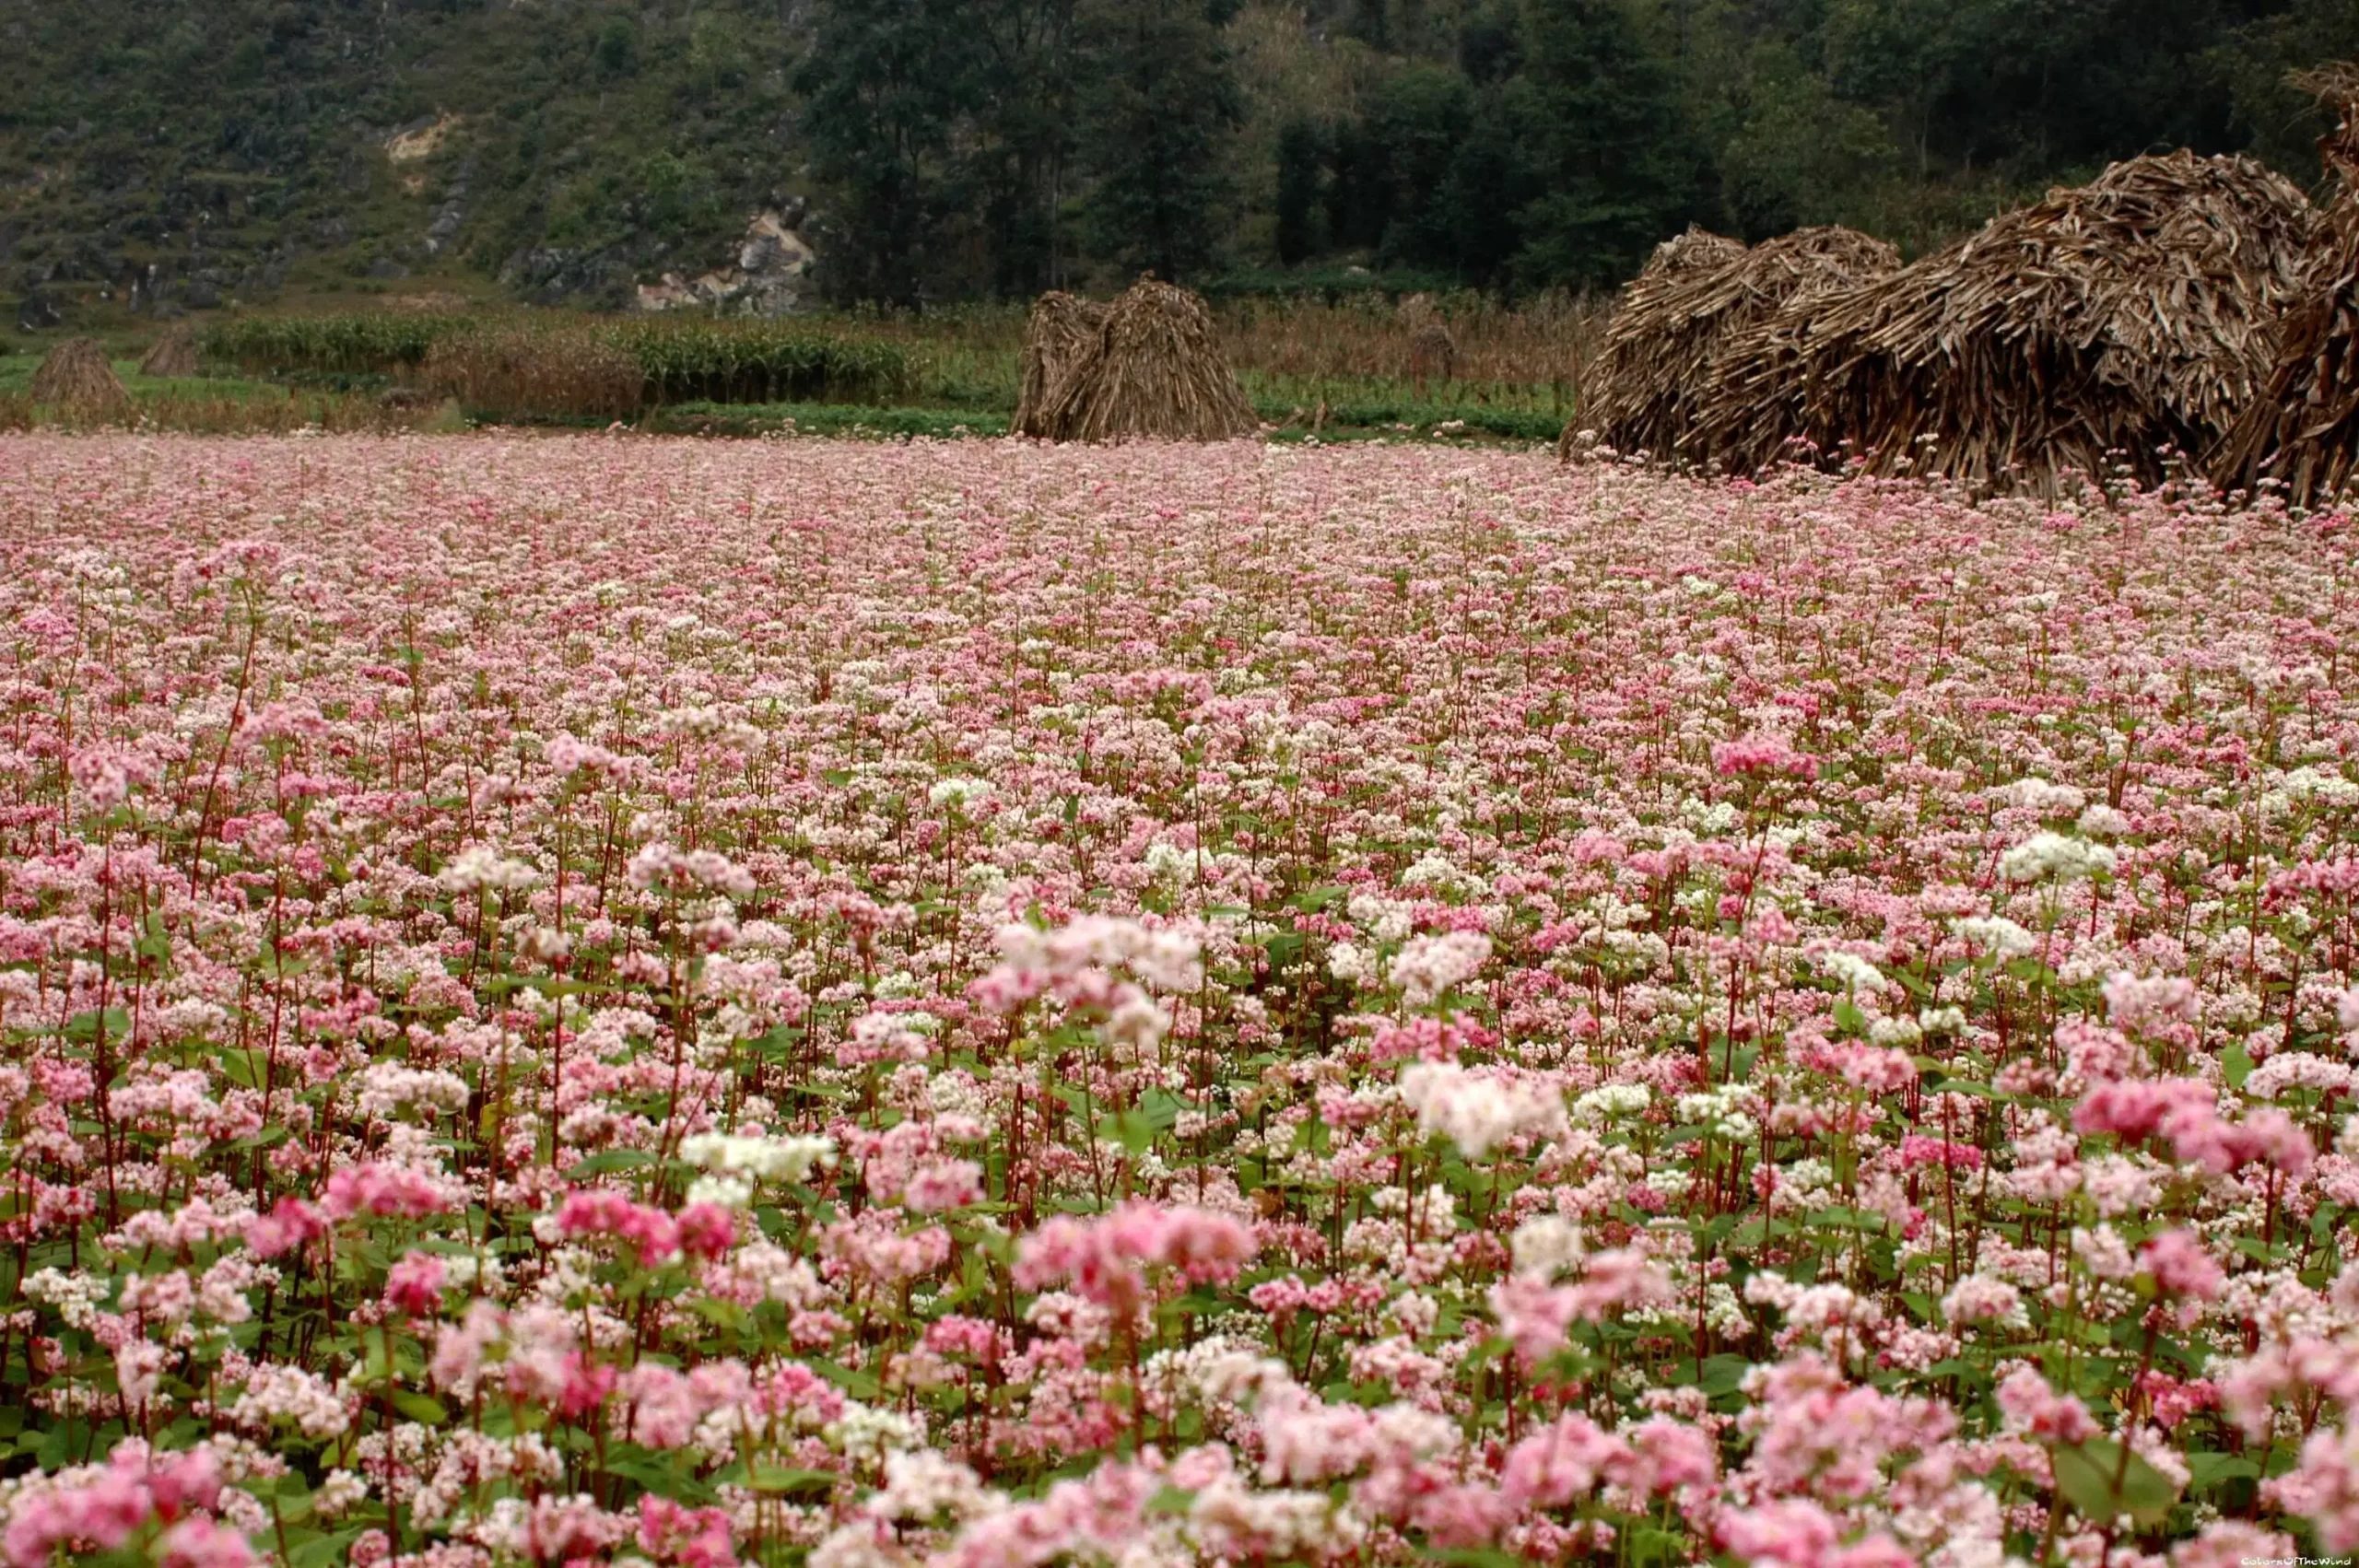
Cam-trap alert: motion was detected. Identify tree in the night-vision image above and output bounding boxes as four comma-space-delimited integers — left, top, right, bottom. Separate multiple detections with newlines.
1274, 117, 1326, 265
1508, 0, 1707, 289
1073, 0, 1245, 281
968, 0, 1082, 296
1720, 40, 1898, 237
792, 0, 980, 306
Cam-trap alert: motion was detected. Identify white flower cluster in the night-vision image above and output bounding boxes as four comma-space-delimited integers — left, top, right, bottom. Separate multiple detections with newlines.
229, 1363, 352, 1439
354, 1061, 472, 1121
1954, 915, 2038, 959
1570, 1083, 1651, 1125
20, 1268, 111, 1329
1992, 776, 2085, 817
2000, 831, 2116, 883
928, 776, 993, 810
1675, 1084, 1760, 1142
1388, 930, 1492, 1008
1818, 950, 1888, 994
827, 1400, 923, 1465
993, 916, 1204, 993
439, 844, 541, 895
1143, 840, 1195, 882
1396, 1061, 1564, 1159
679, 1131, 839, 1188
1508, 1214, 1586, 1281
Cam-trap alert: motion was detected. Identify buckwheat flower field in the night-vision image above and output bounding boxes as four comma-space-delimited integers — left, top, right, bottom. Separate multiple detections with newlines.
4, 430, 2359, 1568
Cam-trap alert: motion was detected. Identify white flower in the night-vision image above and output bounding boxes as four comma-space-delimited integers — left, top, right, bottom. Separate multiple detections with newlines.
929, 777, 992, 810
1819, 950, 1888, 993
440, 844, 540, 895
1954, 916, 2038, 959
1388, 931, 1491, 1008
2000, 832, 2114, 883
1508, 1215, 1586, 1280
1570, 1083, 1650, 1124
678, 1132, 838, 1183
1397, 1062, 1564, 1159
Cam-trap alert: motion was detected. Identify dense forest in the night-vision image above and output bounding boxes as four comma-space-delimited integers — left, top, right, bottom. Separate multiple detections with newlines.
7, 0, 2359, 316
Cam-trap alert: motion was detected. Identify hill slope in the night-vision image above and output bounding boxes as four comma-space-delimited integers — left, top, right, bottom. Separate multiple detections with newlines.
1, 0, 806, 322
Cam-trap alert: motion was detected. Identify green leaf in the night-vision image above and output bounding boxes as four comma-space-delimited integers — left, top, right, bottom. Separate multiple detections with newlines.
290, 1528, 368, 1568
1433, 1550, 1527, 1568
565, 1149, 660, 1176
745, 1463, 839, 1496
1105, 1108, 1156, 1156
2183, 1450, 2259, 1493
1146, 1484, 1197, 1515
2050, 1438, 2177, 1527
390, 1390, 448, 1425
2223, 1040, 2255, 1091
811, 1360, 881, 1399
1697, 1354, 1750, 1397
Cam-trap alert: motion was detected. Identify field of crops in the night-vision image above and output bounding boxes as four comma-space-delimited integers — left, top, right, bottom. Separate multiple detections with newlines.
1, 430, 2356, 1567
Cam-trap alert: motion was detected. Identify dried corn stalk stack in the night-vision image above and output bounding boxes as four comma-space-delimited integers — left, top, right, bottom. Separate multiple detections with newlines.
1399, 293, 1459, 392
2214, 65, 2359, 507
1562, 227, 1745, 462
1037, 276, 1258, 442
29, 337, 131, 419
137, 324, 201, 379
1013, 291, 1109, 438
1731, 152, 2318, 495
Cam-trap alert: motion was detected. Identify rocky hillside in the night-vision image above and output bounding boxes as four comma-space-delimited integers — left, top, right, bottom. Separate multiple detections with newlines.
10, 0, 2358, 329
1, 0, 816, 326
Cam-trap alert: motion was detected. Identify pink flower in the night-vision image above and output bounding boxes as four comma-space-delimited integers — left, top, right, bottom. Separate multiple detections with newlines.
675, 1202, 738, 1260
1995, 1365, 2099, 1443
556, 1188, 681, 1265
382, 1250, 448, 1316
556, 1352, 619, 1422
243, 1198, 327, 1259
1014, 1202, 1257, 1310
321, 1163, 455, 1221
155, 1518, 258, 1568
2139, 1229, 2224, 1302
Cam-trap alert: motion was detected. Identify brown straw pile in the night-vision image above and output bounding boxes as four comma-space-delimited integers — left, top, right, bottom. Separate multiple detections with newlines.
2214, 66, 2359, 507
137, 324, 201, 379
1704, 152, 2318, 493
1399, 293, 1459, 391
1565, 225, 1899, 464
1036, 276, 1259, 442
1564, 227, 1745, 461
29, 337, 132, 418
1014, 292, 1109, 438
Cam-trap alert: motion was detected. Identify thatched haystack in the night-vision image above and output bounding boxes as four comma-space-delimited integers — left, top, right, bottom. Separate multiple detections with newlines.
1014, 292, 1108, 438
138, 324, 201, 379
1581, 224, 1900, 467
1399, 294, 1458, 390
2213, 66, 2359, 507
1567, 225, 1896, 463
1709, 152, 2318, 493
1563, 227, 1744, 461
29, 337, 131, 418
1036, 276, 1258, 442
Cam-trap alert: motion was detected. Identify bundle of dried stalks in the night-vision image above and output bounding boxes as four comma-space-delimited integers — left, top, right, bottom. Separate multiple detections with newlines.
1563, 228, 1745, 461
422, 327, 644, 421
1037, 276, 1258, 442
2213, 67, 2359, 507
1398, 294, 1459, 390
1014, 292, 1109, 438
29, 337, 131, 418
1707, 152, 2318, 493
138, 325, 201, 379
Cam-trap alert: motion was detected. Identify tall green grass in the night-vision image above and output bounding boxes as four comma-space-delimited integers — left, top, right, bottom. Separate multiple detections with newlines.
200, 312, 919, 414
